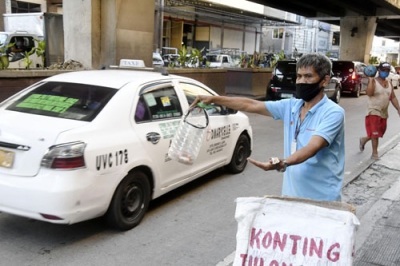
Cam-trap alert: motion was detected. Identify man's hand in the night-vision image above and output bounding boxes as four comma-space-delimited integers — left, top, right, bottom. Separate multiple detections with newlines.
247, 157, 280, 171
189, 95, 213, 109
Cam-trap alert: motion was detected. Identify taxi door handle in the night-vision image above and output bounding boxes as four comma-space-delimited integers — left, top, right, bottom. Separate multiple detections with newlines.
146, 132, 161, 144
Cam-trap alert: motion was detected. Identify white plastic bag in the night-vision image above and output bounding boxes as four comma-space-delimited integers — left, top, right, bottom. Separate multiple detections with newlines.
234, 197, 360, 266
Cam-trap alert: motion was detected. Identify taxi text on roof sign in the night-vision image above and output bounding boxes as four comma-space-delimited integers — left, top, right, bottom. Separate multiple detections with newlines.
119, 59, 146, 68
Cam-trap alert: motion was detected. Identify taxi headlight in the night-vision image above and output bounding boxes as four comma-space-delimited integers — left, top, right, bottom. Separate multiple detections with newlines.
41, 142, 86, 170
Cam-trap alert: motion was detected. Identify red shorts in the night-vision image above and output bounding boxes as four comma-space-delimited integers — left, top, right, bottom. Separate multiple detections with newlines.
365, 115, 387, 138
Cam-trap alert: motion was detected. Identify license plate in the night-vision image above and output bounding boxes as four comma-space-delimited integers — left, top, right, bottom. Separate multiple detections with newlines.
281, 93, 294, 99
0, 149, 14, 168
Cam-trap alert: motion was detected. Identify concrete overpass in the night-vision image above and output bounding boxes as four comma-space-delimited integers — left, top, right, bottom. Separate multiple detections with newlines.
249, 0, 400, 39
246, 0, 400, 62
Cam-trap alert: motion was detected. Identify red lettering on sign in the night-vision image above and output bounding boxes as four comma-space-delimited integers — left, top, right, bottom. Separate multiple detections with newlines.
309, 238, 323, 258
250, 228, 262, 249
273, 231, 287, 252
262, 231, 273, 249
245, 228, 342, 264
289, 235, 301, 255
327, 243, 340, 262
302, 237, 308, 256
240, 253, 248, 266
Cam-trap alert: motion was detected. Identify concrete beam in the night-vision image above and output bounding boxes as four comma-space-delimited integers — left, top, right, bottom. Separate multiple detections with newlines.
339, 17, 377, 63
63, 0, 154, 69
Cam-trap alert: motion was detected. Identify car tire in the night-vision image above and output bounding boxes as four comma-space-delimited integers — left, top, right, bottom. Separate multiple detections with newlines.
105, 170, 151, 230
333, 88, 340, 104
352, 84, 361, 98
225, 134, 250, 174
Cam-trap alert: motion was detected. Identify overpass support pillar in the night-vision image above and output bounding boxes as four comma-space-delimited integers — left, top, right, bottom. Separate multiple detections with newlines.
339, 17, 376, 63
63, 0, 155, 69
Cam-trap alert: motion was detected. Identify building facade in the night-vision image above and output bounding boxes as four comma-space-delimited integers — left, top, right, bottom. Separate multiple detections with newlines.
0, 0, 398, 68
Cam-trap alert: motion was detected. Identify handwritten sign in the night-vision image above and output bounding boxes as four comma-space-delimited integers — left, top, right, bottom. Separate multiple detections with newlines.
234, 197, 359, 266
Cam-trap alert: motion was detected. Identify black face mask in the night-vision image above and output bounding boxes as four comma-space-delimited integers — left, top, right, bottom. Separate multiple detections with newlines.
296, 77, 325, 102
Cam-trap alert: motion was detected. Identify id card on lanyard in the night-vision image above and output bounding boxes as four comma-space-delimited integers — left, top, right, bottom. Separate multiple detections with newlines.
291, 111, 301, 155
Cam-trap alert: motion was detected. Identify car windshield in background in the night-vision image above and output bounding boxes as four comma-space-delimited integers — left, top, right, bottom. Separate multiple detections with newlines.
206, 55, 219, 63
275, 61, 297, 75
6, 81, 117, 122
0, 34, 7, 46
332, 62, 355, 75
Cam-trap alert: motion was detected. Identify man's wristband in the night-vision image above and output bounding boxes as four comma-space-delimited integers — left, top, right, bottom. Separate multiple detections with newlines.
277, 160, 287, 172
270, 157, 287, 172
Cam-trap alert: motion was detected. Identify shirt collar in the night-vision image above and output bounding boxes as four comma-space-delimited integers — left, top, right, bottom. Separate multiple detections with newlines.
291, 94, 328, 115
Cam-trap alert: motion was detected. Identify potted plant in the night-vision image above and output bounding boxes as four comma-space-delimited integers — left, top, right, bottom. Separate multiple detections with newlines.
34, 38, 46, 69
0, 42, 15, 70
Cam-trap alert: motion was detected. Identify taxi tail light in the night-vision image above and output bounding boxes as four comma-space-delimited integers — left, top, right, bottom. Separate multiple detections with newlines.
41, 142, 86, 169
351, 72, 357, 80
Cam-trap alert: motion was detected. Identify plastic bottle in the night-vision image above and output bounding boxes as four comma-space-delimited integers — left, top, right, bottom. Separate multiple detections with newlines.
168, 104, 209, 165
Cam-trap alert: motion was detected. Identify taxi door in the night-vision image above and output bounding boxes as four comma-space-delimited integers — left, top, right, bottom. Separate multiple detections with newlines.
176, 82, 234, 175
133, 82, 192, 191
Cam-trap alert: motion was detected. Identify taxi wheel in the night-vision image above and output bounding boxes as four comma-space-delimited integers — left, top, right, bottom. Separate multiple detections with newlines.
226, 134, 250, 174
105, 170, 151, 230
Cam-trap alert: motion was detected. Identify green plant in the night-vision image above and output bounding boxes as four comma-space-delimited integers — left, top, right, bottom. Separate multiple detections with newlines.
187, 47, 204, 67
270, 50, 286, 68
250, 52, 262, 68
175, 46, 205, 68
239, 54, 246, 68
23, 47, 36, 69
33, 38, 46, 69
0, 42, 15, 70
369, 55, 379, 65
177, 45, 189, 67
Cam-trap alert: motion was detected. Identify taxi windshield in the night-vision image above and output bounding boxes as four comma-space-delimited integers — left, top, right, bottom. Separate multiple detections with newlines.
5, 81, 117, 121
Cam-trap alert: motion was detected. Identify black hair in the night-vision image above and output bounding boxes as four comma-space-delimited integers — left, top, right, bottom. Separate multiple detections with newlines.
296, 53, 332, 78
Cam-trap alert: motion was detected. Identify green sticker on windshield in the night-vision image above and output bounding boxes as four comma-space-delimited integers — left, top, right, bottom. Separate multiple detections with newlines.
16, 94, 79, 114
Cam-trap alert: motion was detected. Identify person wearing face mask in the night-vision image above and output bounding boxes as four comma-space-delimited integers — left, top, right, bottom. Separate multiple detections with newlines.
359, 62, 400, 160
189, 53, 345, 201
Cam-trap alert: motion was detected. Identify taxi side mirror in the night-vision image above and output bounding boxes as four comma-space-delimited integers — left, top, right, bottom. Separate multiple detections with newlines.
221, 106, 238, 115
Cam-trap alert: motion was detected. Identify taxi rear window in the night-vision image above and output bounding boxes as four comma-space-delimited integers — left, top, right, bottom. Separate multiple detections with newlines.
6, 81, 117, 121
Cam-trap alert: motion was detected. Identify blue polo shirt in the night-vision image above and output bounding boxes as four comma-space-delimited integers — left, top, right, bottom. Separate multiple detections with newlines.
265, 95, 345, 201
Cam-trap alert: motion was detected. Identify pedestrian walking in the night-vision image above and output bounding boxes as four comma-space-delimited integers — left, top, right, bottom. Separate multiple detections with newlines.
190, 53, 345, 201
359, 62, 400, 159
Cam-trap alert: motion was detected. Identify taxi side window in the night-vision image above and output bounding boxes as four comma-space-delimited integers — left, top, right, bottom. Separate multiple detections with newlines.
135, 86, 182, 122
180, 83, 222, 115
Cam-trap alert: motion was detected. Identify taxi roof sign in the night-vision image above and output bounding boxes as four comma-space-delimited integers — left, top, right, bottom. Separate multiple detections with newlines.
119, 59, 146, 68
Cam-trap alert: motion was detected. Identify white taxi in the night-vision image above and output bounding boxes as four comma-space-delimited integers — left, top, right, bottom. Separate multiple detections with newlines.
0, 64, 253, 230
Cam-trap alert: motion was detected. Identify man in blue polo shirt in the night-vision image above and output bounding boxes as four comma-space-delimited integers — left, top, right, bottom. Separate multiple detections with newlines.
190, 53, 345, 202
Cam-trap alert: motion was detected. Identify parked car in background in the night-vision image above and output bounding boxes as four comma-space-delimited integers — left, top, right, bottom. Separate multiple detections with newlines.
389, 65, 400, 89
0, 32, 42, 69
0, 61, 253, 230
162, 54, 179, 67
332, 61, 368, 97
206, 54, 235, 68
162, 47, 179, 67
266, 60, 341, 103
152, 52, 163, 67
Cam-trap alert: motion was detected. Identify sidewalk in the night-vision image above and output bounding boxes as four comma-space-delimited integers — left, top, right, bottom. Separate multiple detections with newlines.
342, 140, 400, 265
